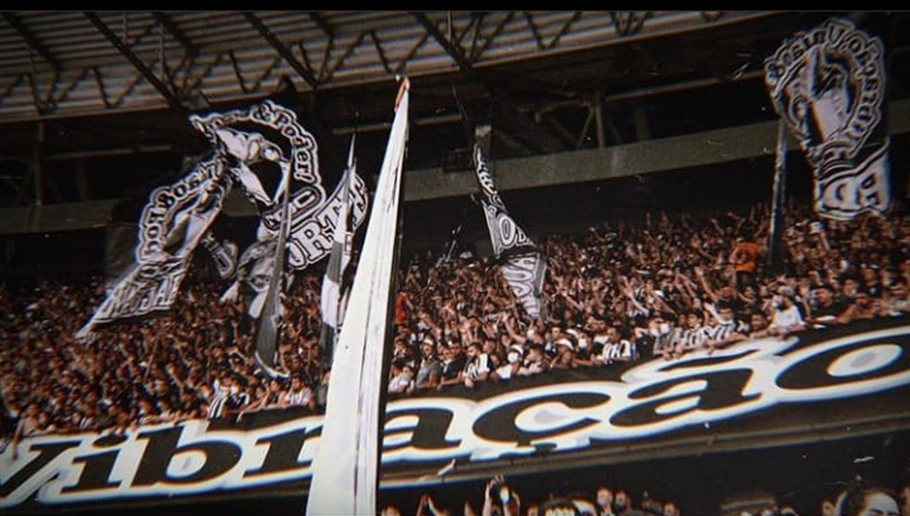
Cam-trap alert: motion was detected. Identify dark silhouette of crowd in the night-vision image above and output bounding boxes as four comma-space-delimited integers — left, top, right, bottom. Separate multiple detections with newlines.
3, 196, 910, 443
380, 475, 686, 516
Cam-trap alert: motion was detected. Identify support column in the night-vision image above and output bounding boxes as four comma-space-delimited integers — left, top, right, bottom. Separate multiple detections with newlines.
76, 159, 91, 201
593, 91, 606, 149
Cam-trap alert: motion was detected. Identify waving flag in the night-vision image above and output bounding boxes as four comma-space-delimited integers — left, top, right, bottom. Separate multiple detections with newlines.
764, 17, 891, 220
190, 100, 368, 374
76, 156, 231, 339
191, 100, 365, 318
306, 77, 410, 516
318, 134, 359, 365
471, 125, 547, 320
78, 99, 368, 378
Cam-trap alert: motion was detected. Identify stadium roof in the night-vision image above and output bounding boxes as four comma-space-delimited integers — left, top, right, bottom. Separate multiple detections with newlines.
0, 11, 908, 208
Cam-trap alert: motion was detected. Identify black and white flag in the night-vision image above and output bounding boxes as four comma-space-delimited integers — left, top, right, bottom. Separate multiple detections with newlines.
189, 100, 368, 320
77, 156, 232, 338
764, 17, 891, 220
77, 99, 368, 370
318, 134, 359, 364
471, 126, 547, 320
190, 100, 369, 371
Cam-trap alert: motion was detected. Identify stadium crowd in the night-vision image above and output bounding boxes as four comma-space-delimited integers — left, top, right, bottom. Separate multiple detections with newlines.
2, 196, 910, 444
386, 199, 910, 396
0, 266, 330, 451
375, 472, 910, 516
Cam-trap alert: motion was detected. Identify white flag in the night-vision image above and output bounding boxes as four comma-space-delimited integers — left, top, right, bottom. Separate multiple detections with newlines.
318, 135, 358, 364
306, 78, 410, 516
320, 135, 357, 332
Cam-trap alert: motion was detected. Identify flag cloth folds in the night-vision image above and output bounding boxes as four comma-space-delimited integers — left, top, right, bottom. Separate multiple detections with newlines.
471, 125, 547, 320
76, 156, 231, 339
252, 152, 293, 378
78, 98, 368, 379
306, 78, 410, 515
189, 99, 368, 374
318, 134, 359, 366
763, 16, 891, 220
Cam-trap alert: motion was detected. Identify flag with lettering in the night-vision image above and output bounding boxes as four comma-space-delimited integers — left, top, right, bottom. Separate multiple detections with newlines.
318, 134, 359, 364
763, 17, 891, 220
76, 155, 232, 339
77, 99, 367, 366
471, 125, 547, 320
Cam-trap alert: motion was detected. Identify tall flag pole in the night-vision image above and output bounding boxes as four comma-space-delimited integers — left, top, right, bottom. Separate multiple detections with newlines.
306, 77, 410, 516
763, 17, 891, 221
767, 118, 789, 275
252, 161, 293, 377
471, 124, 547, 321
318, 134, 358, 369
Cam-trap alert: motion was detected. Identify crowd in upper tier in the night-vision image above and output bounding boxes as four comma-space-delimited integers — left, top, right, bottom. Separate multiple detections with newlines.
3, 197, 910, 443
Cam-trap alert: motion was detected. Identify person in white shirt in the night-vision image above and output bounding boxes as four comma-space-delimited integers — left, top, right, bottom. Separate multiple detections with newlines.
388, 359, 415, 394
282, 374, 316, 412
768, 292, 806, 337
492, 344, 523, 381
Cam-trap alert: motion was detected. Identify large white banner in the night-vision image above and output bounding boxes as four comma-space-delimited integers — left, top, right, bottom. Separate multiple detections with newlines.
306, 78, 410, 515
6, 320, 910, 510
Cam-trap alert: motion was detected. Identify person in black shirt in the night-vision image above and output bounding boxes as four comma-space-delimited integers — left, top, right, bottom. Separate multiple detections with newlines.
807, 283, 849, 327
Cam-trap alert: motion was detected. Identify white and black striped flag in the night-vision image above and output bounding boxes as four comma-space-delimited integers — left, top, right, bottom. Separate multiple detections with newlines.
764, 17, 891, 220
471, 125, 547, 320
318, 134, 358, 365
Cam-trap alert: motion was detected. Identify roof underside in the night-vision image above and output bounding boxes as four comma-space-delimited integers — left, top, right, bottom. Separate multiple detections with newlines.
1, 11, 908, 208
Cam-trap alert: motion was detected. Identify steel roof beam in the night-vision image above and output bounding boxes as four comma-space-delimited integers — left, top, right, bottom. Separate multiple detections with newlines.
2, 12, 60, 72
151, 11, 197, 58
84, 12, 186, 112
412, 12, 474, 74
243, 12, 320, 90
308, 11, 334, 40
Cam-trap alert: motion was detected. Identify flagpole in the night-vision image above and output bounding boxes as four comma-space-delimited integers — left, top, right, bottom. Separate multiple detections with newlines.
767, 118, 788, 276
253, 162, 293, 378
336, 135, 356, 347
318, 133, 358, 370
470, 123, 548, 322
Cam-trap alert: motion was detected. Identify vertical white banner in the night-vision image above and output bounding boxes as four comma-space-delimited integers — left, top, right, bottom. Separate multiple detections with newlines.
306, 78, 410, 516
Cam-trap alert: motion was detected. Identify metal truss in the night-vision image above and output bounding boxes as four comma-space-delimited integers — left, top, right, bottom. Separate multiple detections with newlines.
0, 11, 769, 123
